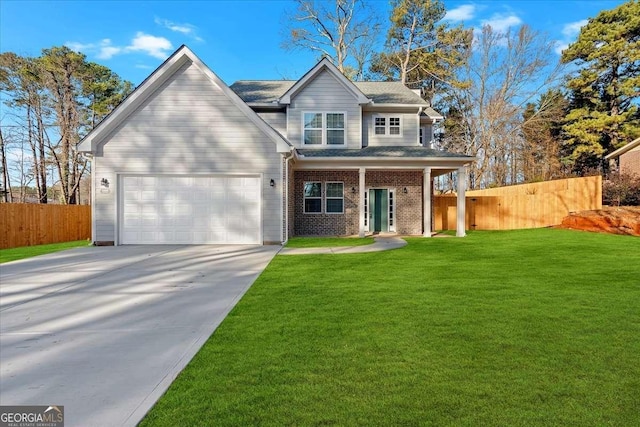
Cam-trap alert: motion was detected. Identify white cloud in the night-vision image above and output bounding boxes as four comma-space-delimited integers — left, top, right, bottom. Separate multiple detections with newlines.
65, 41, 95, 52
444, 4, 476, 21
95, 39, 121, 59
155, 17, 204, 42
554, 19, 588, 55
481, 13, 522, 33
125, 32, 173, 59
135, 64, 153, 69
562, 19, 588, 38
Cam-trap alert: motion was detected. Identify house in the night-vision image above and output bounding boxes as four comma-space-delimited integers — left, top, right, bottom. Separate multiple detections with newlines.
605, 138, 640, 176
78, 46, 473, 245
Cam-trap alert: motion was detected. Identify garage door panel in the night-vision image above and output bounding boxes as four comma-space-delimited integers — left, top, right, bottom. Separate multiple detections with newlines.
121, 175, 261, 244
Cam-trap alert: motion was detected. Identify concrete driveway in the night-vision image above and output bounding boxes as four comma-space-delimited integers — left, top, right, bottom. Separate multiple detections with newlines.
0, 244, 279, 427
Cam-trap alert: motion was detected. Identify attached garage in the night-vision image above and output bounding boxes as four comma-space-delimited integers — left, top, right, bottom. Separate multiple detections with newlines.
120, 175, 261, 244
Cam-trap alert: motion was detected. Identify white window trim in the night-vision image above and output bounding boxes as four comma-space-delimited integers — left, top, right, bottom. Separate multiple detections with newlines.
372, 114, 403, 137
325, 181, 344, 214
303, 181, 322, 214
302, 111, 347, 146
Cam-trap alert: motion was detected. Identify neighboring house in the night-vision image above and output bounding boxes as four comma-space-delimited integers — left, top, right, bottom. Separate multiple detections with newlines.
605, 138, 640, 176
78, 46, 473, 245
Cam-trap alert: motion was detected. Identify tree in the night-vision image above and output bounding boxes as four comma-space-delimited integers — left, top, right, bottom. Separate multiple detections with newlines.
0, 47, 133, 204
439, 25, 563, 189
561, 0, 640, 173
370, 0, 472, 102
282, 0, 381, 79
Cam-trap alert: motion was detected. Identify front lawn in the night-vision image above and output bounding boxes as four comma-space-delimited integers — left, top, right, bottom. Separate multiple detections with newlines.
141, 229, 640, 426
0, 240, 89, 264
286, 236, 375, 248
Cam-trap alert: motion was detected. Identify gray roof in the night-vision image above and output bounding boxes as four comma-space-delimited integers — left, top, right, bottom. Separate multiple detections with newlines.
297, 146, 472, 159
230, 80, 429, 106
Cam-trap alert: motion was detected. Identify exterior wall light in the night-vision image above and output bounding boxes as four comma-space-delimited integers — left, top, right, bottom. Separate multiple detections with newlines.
101, 178, 109, 188
403, 187, 408, 193
352, 187, 357, 193
270, 179, 275, 187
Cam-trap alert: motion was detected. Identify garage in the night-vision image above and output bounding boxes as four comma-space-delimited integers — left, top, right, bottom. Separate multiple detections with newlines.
120, 175, 261, 244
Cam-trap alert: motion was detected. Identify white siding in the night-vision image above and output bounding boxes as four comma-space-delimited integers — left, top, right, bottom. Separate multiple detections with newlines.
257, 111, 287, 135
287, 70, 361, 149
363, 111, 419, 147
93, 61, 283, 244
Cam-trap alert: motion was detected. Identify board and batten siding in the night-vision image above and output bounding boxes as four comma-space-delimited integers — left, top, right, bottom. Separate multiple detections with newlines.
287, 69, 361, 149
93, 60, 283, 244
362, 111, 420, 147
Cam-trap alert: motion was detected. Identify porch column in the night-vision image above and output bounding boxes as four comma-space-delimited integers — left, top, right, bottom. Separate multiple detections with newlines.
457, 166, 467, 237
423, 167, 432, 237
359, 167, 366, 237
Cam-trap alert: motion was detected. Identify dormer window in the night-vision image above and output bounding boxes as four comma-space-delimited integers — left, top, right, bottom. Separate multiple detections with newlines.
373, 115, 402, 136
303, 112, 345, 145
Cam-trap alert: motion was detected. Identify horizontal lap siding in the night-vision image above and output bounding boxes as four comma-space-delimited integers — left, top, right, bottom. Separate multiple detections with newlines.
363, 112, 419, 147
94, 61, 282, 243
257, 112, 287, 135
287, 70, 361, 149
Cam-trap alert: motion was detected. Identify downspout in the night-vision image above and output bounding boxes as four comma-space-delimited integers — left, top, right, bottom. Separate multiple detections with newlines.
282, 150, 294, 245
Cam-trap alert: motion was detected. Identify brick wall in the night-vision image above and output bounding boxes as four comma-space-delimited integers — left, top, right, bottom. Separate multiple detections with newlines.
294, 170, 360, 235
620, 148, 640, 176
366, 170, 424, 235
293, 169, 425, 236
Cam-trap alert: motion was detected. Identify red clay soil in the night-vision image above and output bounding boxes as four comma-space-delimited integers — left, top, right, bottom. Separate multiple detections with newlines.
560, 207, 640, 236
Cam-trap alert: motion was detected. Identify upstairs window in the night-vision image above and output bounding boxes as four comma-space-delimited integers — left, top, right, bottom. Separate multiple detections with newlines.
373, 115, 402, 136
303, 112, 345, 145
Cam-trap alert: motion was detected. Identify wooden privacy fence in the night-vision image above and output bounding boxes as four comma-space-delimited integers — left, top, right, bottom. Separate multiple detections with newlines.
434, 176, 602, 231
0, 204, 91, 249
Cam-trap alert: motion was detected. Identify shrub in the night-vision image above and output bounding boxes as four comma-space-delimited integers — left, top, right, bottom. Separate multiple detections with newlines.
603, 173, 640, 206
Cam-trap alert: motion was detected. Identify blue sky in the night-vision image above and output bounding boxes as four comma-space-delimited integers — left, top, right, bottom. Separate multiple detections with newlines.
0, 0, 627, 86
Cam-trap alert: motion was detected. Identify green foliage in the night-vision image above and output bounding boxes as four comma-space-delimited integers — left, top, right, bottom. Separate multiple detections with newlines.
370, 0, 472, 101
561, 0, 640, 172
140, 229, 640, 426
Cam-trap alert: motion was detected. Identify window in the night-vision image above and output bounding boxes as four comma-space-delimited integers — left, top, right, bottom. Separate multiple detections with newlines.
303, 112, 345, 145
303, 113, 323, 145
326, 182, 344, 213
373, 115, 402, 136
304, 182, 322, 213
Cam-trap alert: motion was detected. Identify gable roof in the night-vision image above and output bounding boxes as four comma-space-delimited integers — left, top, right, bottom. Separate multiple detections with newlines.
605, 137, 640, 160
230, 80, 428, 106
278, 58, 371, 105
78, 45, 291, 153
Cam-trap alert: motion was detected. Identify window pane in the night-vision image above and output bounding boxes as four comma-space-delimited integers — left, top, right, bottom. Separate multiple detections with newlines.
326, 199, 343, 213
389, 126, 400, 135
326, 183, 343, 198
305, 199, 322, 213
375, 127, 385, 135
304, 129, 322, 144
327, 113, 344, 129
304, 113, 323, 129
389, 117, 400, 126
304, 182, 322, 197
327, 130, 344, 145
375, 117, 385, 126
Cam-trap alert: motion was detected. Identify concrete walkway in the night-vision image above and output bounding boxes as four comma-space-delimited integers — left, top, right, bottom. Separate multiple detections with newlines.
0, 244, 279, 427
278, 236, 407, 255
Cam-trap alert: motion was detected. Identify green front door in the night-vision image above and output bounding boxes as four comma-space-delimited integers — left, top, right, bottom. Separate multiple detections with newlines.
370, 189, 388, 232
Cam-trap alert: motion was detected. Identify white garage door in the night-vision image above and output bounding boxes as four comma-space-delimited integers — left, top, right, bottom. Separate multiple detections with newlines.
121, 175, 261, 244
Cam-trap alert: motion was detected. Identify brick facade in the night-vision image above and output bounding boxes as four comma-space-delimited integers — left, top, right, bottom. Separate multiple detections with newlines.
292, 169, 424, 236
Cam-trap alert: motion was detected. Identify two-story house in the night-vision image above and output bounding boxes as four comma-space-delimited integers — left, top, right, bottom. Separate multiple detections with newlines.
79, 46, 473, 245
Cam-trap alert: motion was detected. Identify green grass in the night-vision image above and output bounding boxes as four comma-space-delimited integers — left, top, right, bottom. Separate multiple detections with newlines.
286, 236, 375, 248
0, 240, 89, 263
141, 229, 640, 426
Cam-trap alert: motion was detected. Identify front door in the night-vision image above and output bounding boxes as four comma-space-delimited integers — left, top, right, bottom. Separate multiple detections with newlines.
369, 189, 389, 232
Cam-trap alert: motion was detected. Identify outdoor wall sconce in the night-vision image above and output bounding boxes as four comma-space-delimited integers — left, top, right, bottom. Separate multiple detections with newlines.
101, 178, 109, 188
352, 187, 357, 193
270, 179, 275, 187
403, 187, 408, 193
